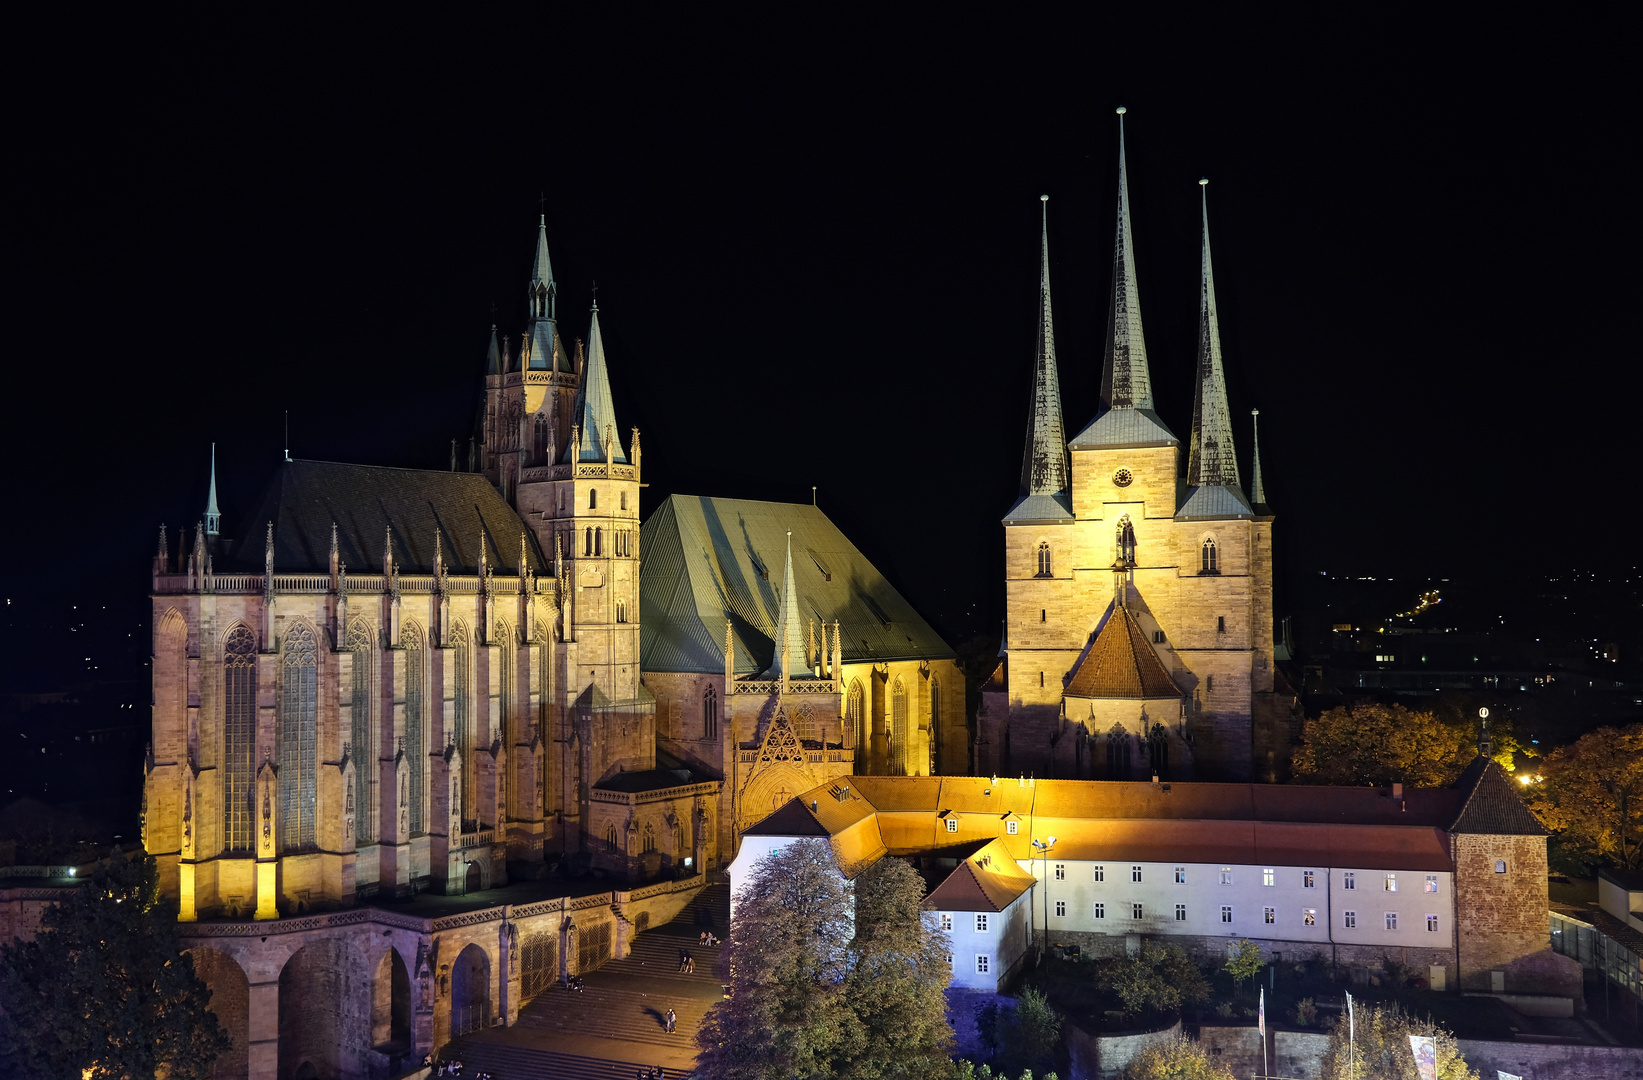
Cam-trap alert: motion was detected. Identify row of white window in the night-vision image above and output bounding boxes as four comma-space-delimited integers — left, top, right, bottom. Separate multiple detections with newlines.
1048, 864, 1452, 892
943, 909, 1440, 933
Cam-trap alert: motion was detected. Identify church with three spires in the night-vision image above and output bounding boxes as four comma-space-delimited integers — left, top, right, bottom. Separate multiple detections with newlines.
980, 109, 1296, 784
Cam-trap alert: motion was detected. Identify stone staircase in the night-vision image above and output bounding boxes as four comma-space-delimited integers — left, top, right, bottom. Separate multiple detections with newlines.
443, 883, 731, 1075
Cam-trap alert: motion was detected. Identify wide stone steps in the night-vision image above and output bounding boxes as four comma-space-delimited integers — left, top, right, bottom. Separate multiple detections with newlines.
512, 983, 714, 1049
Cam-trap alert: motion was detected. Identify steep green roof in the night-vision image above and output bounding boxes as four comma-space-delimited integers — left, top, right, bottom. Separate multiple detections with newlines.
639, 495, 955, 675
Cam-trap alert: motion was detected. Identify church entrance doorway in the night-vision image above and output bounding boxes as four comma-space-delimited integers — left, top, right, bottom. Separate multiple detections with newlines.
465, 861, 482, 894
450, 943, 490, 1038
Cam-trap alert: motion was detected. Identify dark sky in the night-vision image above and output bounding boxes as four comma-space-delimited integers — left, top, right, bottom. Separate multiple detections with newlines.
4, 11, 1633, 647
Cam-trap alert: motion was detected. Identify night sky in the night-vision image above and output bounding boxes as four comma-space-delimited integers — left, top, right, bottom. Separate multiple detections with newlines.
5, 12, 1633, 649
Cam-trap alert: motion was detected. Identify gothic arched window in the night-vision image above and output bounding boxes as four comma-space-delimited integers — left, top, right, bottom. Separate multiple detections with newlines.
615, 600, 627, 623
1036, 542, 1052, 577
703, 684, 718, 739
223, 626, 257, 851
402, 625, 425, 835
279, 624, 319, 849
452, 623, 471, 831
1106, 724, 1131, 781
1117, 517, 1137, 566
584, 528, 593, 557
891, 678, 908, 775
847, 680, 865, 752
534, 415, 550, 461
929, 676, 941, 775
594, 527, 603, 557
589, 489, 598, 510
347, 620, 375, 844
643, 823, 656, 854
606, 823, 619, 852
1201, 537, 1219, 575
1149, 723, 1169, 778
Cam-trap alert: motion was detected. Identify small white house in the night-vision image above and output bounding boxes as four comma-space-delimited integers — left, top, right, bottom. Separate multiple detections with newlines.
922, 838, 1037, 990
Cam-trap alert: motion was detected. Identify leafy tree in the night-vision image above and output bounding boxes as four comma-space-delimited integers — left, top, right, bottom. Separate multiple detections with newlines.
1523, 723, 1643, 870
1292, 703, 1518, 787
975, 1000, 1001, 1058
696, 840, 856, 1080
1121, 1034, 1235, 1080
837, 855, 954, 1080
1095, 942, 1211, 1022
997, 988, 1061, 1076
1222, 940, 1261, 989
0, 848, 229, 1080
1318, 1001, 1476, 1080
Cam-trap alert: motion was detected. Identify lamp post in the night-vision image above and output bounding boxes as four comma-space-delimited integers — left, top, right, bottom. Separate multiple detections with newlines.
1032, 835, 1057, 956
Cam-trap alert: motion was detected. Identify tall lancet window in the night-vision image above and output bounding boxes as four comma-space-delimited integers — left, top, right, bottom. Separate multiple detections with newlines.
703, 684, 718, 739
929, 677, 941, 775
584, 528, 594, 557
452, 623, 472, 831
403, 626, 425, 834
1106, 724, 1131, 781
347, 621, 375, 844
1200, 537, 1219, 575
1036, 542, 1052, 578
223, 626, 257, 851
847, 680, 865, 752
498, 626, 512, 748
534, 416, 550, 462
1117, 518, 1137, 566
279, 624, 319, 849
891, 678, 908, 775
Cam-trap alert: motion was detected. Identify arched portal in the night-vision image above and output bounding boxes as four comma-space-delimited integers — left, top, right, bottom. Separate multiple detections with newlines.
188, 947, 250, 1079
372, 947, 412, 1052
280, 939, 366, 1080
465, 862, 482, 894
450, 943, 491, 1038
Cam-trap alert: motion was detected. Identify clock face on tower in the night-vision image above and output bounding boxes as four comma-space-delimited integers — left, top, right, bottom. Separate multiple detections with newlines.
1112, 468, 1133, 488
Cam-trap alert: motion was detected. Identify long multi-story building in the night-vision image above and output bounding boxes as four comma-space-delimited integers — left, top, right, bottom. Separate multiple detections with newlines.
731, 756, 1583, 1001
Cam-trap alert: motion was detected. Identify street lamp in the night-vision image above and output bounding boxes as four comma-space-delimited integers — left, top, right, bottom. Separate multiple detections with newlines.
1032, 836, 1057, 955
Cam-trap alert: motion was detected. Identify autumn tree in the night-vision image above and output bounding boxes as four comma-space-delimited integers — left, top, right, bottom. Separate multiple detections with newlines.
1292, 703, 1518, 787
696, 841, 856, 1080
996, 988, 1062, 1076
1318, 1001, 1476, 1079
837, 855, 954, 1080
1222, 939, 1262, 989
1121, 1034, 1235, 1080
1093, 942, 1211, 1023
1523, 723, 1643, 871
0, 848, 229, 1080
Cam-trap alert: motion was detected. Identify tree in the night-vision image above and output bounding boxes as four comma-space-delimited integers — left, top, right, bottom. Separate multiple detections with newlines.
1523, 723, 1643, 870
1095, 942, 1211, 1023
1292, 703, 1518, 787
837, 855, 954, 1080
696, 840, 857, 1080
997, 988, 1061, 1076
0, 848, 229, 1080
1318, 1001, 1476, 1080
1222, 940, 1261, 989
1121, 1034, 1235, 1080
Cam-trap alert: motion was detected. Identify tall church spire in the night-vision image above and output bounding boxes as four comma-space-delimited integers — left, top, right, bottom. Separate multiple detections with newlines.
1102, 107, 1152, 412
1250, 408, 1269, 512
526, 213, 570, 373
767, 531, 809, 683
529, 213, 555, 321
204, 444, 221, 536
1018, 195, 1069, 500
1070, 108, 1176, 451
1179, 180, 1251, 519
484, 324, 501, 376
562, 299, 627, 463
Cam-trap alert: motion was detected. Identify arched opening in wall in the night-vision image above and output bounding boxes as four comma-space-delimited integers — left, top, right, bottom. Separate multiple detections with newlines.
847, 680, 865, 753
702, 684, 717, 739
890, 679, 908, 775
1148, 723, 1170, 780
794, 706, 815, 742
279, 623, 319, 850
346, 620, 375, 844
1201, 536, 1219, 575
465, 861, 482, 894
1106, 724, 1131, 781
643, 823, 656, 853
371, 947, 412, 1052
450, 943, 491, 1038
223, 626, 258, 853
929, 677, 941, 776
279, 940, 361, 1080
452, 622, 473, 833
1036, 542, 1051, 577
606, 823, 619, 852
188, 947, 249, 1080
402, 626, 426, 834
521, 931, 558, 1001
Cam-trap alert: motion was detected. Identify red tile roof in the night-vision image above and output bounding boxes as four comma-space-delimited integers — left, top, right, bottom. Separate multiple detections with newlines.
1063, 604, 1181, 700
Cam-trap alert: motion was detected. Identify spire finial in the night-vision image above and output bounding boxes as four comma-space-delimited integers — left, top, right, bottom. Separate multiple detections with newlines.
769, 531, 807, 683
590, 280, 598, 312
204, 443, 221, 536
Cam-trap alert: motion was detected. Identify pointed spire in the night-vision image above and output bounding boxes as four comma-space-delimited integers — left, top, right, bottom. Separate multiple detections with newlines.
204, 444, 221, 536
529, 213, 555, 319
562, 301, 627, 463
484, 325, 501, 376
1186, 180, 1242, 491
1019, 195, 1069, 499
1101, 107, 1154, 412
1250, 408, 1269, 512
768, 532, 809, 682
525, 214, 566, 372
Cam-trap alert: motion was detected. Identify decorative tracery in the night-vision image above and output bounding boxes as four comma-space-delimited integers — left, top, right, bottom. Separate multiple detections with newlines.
223, 626, 257, 851
279, 623, 319, 849
347, 620, 375, 844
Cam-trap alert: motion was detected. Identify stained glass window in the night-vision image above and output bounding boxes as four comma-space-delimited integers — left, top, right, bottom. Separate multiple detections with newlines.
403, 626, 424, 835
223, 626, 257, 851
348, 621, 375, 844
279, 624, 318, 849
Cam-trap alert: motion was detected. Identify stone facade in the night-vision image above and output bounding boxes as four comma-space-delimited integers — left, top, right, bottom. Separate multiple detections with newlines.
1454, 833, 1582, 997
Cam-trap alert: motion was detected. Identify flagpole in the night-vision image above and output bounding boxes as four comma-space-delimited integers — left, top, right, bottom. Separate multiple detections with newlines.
1259, 987, 1268, 1078
1347, 990, 1355, 1079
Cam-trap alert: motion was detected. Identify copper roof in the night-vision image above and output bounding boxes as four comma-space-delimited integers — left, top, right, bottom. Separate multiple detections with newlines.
1063, 604, 1182, 700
